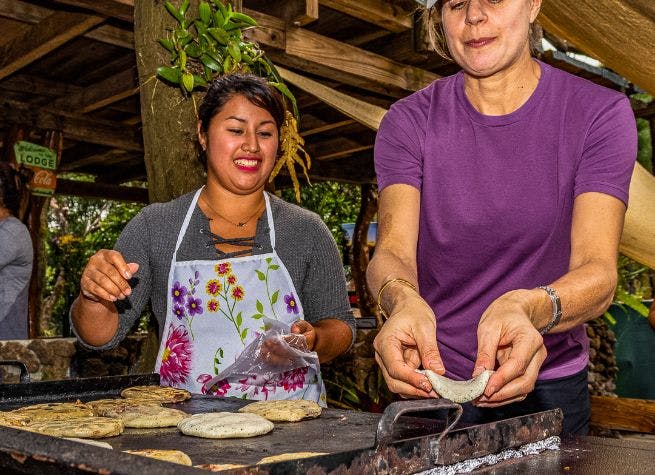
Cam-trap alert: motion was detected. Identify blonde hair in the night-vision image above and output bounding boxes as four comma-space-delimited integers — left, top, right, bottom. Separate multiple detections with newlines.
422, 4, 543, 60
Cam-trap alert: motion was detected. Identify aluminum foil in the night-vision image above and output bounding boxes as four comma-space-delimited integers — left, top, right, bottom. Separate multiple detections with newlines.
418, 436, 561, 475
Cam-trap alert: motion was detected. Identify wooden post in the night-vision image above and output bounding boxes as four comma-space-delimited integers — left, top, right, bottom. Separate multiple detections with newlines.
350, 184, 378, 324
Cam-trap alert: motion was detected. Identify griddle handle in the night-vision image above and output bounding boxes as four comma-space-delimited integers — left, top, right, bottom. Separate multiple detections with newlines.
0, 360, 30, 383
375, 399, 462, 449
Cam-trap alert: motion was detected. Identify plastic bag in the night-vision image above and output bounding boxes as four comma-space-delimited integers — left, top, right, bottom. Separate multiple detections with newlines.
201, 318, 322, 401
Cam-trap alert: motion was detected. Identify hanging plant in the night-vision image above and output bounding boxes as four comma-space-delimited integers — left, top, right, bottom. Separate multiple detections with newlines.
156, 0, 310, 201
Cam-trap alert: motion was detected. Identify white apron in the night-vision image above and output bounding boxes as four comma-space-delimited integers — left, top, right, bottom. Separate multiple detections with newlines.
153, 189, 326, 405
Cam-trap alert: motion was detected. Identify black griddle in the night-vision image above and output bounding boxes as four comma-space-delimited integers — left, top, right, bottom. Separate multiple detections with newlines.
5, 373, 645, 474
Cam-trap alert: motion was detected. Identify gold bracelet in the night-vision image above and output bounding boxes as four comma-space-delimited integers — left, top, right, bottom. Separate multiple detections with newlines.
377, 278, 417, 321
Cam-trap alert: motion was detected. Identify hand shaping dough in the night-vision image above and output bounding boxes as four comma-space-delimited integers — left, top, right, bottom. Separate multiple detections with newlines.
420, 369, 493, 403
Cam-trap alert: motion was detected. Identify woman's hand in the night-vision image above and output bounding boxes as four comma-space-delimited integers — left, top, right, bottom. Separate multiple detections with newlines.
290, 320, 316, 350
80, 249, 139, 303
473, 289, 547, 407
373, 293, 442, 399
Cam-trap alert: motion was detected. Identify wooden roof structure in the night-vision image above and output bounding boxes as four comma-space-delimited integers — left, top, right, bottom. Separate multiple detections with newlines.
1, 0, 652, 203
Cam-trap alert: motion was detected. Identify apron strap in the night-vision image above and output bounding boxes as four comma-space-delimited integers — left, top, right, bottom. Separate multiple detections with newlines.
264, 192, 276, 249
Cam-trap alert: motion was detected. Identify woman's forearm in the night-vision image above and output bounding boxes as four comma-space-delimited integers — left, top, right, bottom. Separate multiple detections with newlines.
70, 294, 120, 346
313, 318, 353, 363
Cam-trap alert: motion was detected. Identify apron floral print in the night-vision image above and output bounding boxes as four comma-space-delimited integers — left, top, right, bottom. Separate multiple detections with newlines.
154, 189, 326, 405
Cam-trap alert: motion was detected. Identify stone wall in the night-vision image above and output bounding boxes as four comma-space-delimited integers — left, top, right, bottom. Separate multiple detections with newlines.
0, 332, 159, 384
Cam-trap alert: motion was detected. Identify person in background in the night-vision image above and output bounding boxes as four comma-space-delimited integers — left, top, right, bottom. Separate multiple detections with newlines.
70, 73, 355, 404
0, 163, 33, 340
367, 0, 636, 434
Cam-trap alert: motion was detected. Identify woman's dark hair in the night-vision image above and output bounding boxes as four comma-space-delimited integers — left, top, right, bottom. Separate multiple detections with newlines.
197, 73, 287, 169
0, 163, 20, 216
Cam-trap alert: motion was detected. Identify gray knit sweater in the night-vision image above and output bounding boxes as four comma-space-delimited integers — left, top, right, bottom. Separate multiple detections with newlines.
74, 190, 355, 350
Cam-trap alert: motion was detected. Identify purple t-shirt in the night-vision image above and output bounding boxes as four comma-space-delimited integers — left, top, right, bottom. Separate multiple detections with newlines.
374, 61, 637, 381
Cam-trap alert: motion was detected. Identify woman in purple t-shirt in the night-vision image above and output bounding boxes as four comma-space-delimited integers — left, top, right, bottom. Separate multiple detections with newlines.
368, 0, 636, 435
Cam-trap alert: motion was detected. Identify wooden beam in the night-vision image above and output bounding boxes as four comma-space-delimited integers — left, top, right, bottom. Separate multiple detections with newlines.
245, 9, 437, 95
56, 178, 148, 203
0, 98, 143, 152
0, 11, 104, 80
0, 0, 134, 49
53, 67, 139, 113
0, 73, 135, 114
319, 0, 413, 32
243, 8, 286, 50
269, 0, 318, 26
52, 0, 134, 23
286, 27, 437, 93
301, 119, 356, 137
317, 144, 373, 161
591, 396, 655, 433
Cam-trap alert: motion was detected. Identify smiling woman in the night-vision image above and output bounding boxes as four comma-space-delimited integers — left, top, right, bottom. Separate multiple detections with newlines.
70, 74, 356, 406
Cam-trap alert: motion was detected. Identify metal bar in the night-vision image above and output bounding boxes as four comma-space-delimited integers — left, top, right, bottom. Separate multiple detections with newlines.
0, 360, 30, 384
0, 373, 159, 407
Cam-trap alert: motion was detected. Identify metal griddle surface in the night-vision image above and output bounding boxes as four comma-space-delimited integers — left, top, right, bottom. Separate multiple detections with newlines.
103, 396, 382, 466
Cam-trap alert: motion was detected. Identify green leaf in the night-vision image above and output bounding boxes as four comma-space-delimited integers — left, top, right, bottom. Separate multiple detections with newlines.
157, 66, 182, 84
192, 74, 208, 87
219, 348, 224, 358
266, 257, 272, 264
255, 270, 266, 281
157, 38, 175, 53
270, 81, 295, 104
178, 33, 193, 47
185, 44, 202, 58
231, 12, 257, 27
194, 20, 208, 36
228, 41, 242, 62
256, 300, 264, 313
223, 55, 233, 73
179, 49, 188, 69
271, 290, 279, 304
615, 288, 650, 317
212, 0, 228, 17
603, 311, 617, 325
224, 20, 246, 32
182, 72, 194, 92
236, 312, 242, 327
213, 9, 226, 26
208, 27, 229, 45
252, 313, 264, 320
199, 2, 211, 24
179, 0, 190, 16
200, 53, 222, 71
240, 328, 248, 340
164, 1, 185, 24
269, 264, 279, 270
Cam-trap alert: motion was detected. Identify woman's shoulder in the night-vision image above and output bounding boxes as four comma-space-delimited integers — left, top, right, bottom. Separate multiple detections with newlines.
268, 193, 327, 233
541, 60, 627, 104
0, 216, 30, 237
385, 72, 460, 123
133, 189, 197, 226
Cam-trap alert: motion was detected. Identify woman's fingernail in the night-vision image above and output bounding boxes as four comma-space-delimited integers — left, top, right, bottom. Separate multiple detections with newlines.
420, 380, 432, 392
124, 270, 132, 279
110, 296, 117, 302
124, 288, 132, 296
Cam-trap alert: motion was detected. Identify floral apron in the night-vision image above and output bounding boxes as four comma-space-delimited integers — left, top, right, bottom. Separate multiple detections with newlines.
154, 189, 326, 405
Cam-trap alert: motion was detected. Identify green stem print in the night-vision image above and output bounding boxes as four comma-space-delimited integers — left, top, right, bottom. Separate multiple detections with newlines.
252, 257, 281, 325
211, 266, 248, 344
213, 346, 224, 375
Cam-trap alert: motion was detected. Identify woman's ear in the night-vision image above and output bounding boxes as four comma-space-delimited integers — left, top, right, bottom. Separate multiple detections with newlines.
197, 122, 207, 151
529, 0, 542, 23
